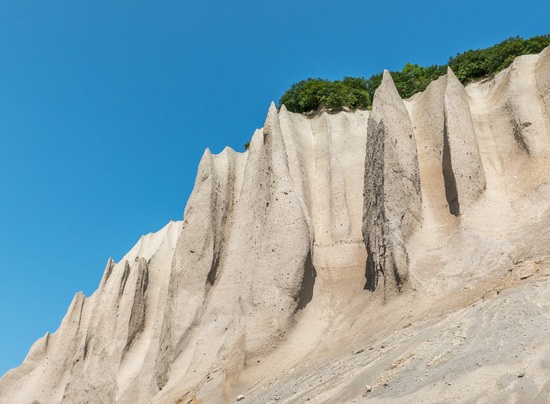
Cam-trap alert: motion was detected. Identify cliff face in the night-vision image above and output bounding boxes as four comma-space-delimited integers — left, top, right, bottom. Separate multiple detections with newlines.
363, 70, 423, 293
2, 48, 550, 403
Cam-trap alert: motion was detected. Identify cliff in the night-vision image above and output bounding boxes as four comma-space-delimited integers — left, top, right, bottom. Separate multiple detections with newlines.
2, 47, 550, 403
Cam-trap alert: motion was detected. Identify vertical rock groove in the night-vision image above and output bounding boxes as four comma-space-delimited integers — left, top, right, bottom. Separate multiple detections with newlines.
442, 114, 460, 216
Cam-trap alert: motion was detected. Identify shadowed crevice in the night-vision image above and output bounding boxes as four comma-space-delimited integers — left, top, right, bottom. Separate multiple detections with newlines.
442, 115, 460, 216
206, 254, 220, 286
364, 246, 377, 291
296, 251, 316, 310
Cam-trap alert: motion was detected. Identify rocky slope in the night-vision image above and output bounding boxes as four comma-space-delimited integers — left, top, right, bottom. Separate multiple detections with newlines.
2, 47, 550, 403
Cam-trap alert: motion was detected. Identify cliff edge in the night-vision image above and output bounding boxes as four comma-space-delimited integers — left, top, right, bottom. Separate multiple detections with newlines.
2, 47, 550, 403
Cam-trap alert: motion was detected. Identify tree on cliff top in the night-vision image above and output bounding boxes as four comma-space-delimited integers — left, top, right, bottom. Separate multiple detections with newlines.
278, 34, 550, 114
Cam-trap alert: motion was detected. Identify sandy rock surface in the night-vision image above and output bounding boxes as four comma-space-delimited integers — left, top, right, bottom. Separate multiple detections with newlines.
1, 47, 550, 403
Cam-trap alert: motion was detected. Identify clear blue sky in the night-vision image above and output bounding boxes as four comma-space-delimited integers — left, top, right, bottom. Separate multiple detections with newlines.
0, 0, 548, 376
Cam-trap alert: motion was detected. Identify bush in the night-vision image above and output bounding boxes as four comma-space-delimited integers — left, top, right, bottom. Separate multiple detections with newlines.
448, 35, 550, 82
278, 78, 370, 113
278, 34, 550, 114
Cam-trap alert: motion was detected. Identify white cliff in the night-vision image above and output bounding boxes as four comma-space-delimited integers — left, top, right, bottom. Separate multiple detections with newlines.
2, 47, 550, 403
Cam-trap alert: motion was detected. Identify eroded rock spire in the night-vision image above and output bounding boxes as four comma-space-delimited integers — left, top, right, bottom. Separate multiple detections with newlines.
363, 70, 422, 292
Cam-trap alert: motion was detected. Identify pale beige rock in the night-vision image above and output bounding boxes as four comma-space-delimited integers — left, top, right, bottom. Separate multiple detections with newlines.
443, 67, 486, 214
363, 70, 422, 293
2, 47, 550, 404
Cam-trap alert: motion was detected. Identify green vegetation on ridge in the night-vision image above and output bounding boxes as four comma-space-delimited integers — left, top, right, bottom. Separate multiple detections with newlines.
278, 35, 550, 114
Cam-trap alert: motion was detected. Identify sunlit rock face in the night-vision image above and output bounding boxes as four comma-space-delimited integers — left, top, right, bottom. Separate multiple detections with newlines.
2, 47, 550, 403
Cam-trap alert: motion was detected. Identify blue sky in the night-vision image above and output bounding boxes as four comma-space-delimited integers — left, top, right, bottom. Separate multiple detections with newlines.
0, 0, 548, 375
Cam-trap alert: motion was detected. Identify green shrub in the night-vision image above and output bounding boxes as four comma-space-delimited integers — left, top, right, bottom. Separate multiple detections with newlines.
278, 34, 550, 114
448, 35, 550, 82
278, 78, 370, 113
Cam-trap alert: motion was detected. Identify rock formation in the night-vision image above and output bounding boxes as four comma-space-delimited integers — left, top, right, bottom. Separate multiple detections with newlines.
2, 48, 550, 403
363, 70, 422, 293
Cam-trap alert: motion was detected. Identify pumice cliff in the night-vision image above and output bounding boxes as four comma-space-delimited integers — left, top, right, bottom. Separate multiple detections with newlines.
363, 70, 423, 293
2, 47, 550, 403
